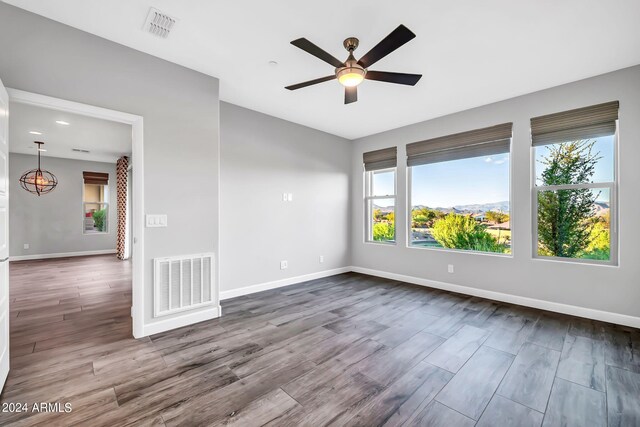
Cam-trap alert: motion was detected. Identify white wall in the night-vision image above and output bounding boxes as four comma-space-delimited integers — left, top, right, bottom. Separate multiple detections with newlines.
9, 154, 117, 257
351, 65, 640, 319
220, 102, 351, 296
0, 3, 220, 330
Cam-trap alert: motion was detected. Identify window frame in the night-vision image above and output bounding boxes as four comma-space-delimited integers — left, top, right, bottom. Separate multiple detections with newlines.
406, 148, 513, 257
531, 127, 619, 266
82, 182, 110, 235
364, 167, 397, 245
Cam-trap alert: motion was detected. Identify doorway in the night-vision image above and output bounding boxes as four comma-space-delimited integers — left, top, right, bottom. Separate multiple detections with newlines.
6, 89, 145, 338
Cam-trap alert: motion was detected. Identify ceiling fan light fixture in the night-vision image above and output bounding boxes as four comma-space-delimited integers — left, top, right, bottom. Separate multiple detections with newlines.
336, 67, 366, 87
287, 25, 421, 103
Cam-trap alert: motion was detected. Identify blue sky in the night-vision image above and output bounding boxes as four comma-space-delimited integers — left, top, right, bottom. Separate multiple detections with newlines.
411, 154, 510, 208
374, 136, 614, 209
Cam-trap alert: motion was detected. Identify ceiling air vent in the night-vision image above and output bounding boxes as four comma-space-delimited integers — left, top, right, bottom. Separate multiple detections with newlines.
143, 8, 177, 39
72, 148, 90, 153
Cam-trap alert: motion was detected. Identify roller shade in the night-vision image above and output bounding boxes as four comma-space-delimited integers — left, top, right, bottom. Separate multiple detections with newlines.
531, 101, 619, 146
83, 171, 109, 185
363, 146, 397, 171
406, 123, 512, 167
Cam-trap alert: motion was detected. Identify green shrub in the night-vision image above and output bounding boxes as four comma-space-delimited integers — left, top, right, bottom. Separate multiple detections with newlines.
485, 211, 509, 224
584, 220, 609, 252
411, 208, 445, 228
373, 222, 394, 242
580, 218, 610, 260
580, 248, 610, 260
431, 214, 505, 253
412, 214, 433, 228
93, 209, 107, 232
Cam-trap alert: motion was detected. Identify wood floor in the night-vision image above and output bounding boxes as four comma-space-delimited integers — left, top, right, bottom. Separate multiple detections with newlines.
1, 256, 640, 426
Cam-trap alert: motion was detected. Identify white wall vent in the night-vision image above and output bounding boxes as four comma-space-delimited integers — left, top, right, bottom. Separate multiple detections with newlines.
72, 148, 90, 153
154, 253, 216, 317
143, 8, 177, 39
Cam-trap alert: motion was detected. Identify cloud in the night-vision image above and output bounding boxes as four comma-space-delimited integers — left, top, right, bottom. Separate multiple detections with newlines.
485, 155, 508, 165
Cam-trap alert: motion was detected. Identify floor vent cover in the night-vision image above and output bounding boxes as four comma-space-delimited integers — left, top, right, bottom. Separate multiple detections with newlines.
154, 253, 215, 317
143, 8, 177, 39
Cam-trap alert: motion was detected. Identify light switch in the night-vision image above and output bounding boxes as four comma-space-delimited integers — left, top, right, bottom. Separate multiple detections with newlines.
146, 214, 168, 228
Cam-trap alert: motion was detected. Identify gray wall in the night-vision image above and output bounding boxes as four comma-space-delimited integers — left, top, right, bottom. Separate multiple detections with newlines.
351, 65, 640, 318
220, 102, 351, 292
2, 2, 638, 328
9, 154, 117, 257
0, 3, 220, 327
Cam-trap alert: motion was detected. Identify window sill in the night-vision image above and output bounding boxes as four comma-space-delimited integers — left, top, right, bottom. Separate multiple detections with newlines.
532, 255, 618, 268
364, 240, 396, 246
406, 244, 513, 258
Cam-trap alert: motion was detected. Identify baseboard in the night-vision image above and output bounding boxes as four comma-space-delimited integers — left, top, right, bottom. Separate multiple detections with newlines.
141, 305, 221, 337
220, 267, 352, 300
9, 249, 117, 262
351, 266, 640, 329
143, 264, 639, 337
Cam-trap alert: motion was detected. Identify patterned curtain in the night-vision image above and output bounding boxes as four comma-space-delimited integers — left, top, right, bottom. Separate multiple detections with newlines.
116, 156, 129, 260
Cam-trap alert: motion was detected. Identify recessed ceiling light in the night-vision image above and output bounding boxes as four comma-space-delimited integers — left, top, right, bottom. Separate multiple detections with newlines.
29, 131, 42, 135
55, 120, 70, 125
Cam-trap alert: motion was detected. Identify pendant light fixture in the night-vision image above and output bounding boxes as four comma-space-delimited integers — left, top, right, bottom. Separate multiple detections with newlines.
19, 141, 58, 196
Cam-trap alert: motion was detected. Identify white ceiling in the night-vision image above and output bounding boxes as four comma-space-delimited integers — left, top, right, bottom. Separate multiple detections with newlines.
4, 0, 640, 139
9, 101, 132, 163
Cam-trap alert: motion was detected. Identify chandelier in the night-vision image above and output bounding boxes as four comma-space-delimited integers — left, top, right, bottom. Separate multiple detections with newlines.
19, 141, 58, 196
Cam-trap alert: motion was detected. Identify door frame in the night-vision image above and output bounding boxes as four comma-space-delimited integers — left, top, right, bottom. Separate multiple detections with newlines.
7, 89, 146, 338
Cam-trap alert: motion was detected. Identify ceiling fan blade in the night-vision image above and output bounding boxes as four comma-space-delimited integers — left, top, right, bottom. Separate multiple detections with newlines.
357, 25, 416, 69
365, 71, 422, 86
345, 86, 358, 104
285, 75, 336, 91
291, 38, 344, 68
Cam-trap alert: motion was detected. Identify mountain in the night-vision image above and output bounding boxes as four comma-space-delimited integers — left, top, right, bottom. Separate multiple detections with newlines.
383, 200, 608, 216
593, 201, 610, 216
453, 201, 509, 213
412, 201, 510, 214
372, 204, 394, 213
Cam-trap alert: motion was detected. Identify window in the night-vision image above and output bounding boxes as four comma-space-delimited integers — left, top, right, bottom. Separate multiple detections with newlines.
363, 147, 397, 244
407, 123, 513, 254
531, 101, 618, 264
365, 169, 396, 243
83, 171, 109, 234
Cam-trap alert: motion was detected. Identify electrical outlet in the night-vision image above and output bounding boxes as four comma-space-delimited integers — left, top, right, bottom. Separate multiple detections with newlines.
23, 243, 29, 250
319, 255, 324, 263
448, 264, 454, 274
280, 260, 288, 270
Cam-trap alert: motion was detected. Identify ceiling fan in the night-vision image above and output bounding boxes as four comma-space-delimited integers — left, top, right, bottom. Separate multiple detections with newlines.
285, 25, 422, 104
